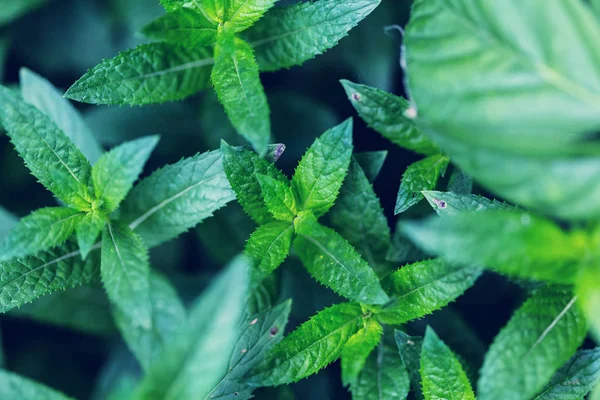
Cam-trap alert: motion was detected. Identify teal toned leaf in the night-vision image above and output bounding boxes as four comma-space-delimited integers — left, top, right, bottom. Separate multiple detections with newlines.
478, 286, 587, 400
402, 210, 584, 284
0, 370, 74, 399
20, 68, 103, 164
0, 206, 17, 241
395, 330, 424, 400
121, 149, 235, 248
534, 348, 600, 400
395, 154, 449, 214
421, 327, 475, 400
593, 0, 600, 15
225, 0, 277, 32
255, 173, 297, 221
76, 211, 105, 259
341, 319, 383, 387
101, 222, 151, 334
66, 43, 213, 105
386, 222, 426, 265
0, 242, 99, 313
291, 118, 353, 216
447, 169, 472, 195
0, 207, 83, 262
245, 0, 381, 71
341, 80, 438, 155
377, 259, 481, 325
142, 8, 218, 47
92, 136, 158, 213
0, 86, 93, 210
245, 221, 294, 286
575, 265, 600, 341
354, 151, 387, 183
212, 30, 271, 154
0, 0, 45, 27
422, 191, 512, 217
293, 212, 389, 305
249, 302, 363, 386
329, 158, 392, 277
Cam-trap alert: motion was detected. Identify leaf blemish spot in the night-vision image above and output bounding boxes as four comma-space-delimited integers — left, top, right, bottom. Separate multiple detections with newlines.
250, 318, 258, 325
404, 106, 417, 119
241, 348, 247, 354
352, 93, 360, 101
270, 326, 279, 337
432, 198, 447, 209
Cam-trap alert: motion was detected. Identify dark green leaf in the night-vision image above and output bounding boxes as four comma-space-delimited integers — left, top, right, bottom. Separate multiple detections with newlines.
353, 151, 387, 183
0, 370, 74, 399
395, 154, 448, 214
395, 330, 424, 400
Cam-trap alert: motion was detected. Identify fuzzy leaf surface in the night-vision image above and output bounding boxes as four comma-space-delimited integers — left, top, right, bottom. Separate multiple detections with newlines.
395, 154, 448, 214
245, 221, 294, 286
255, 173, 296, 221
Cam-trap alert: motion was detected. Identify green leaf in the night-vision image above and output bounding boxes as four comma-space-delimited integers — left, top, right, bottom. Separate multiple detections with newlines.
354, 151, 387, 183
114, 272, 186, 372
395, 330, 424, 400
534, 348, 600, 400
225, 0, 277, 32
212, 30, 271, 154
0, 207, 83, 262
255, 173, 297, 221
20, 68, 103, 164
0, 242, 99, 313
120, 149, 235, 248
249, 302, 363, 386
422, 191, 513, 216
245, 221, 294, 285
329, 158, 392, 277
101, 222, 151, 334
593, 383, 600, 400
133, 255, 250, 400
447, 169, 473, 195
376, 259, 481, 325
0, 206, 17, 241
220, 141, 286, 225
0, 0, 45, 27
245, 0, 381, 71
293, 212, 389, 305
205, 300, 292, 400
291, 118, 353, 216
65, 43, 213, 105
76, 211, 105, 259
421, 327, 475, 400
92, 136, 158, 214
141, 8, 218, 47
341, 319, 383, 387
341, 80, 438, 155
403, 210, 585, 284
0, 86, 93, 210
575, 265, 600, 341
395, 154, 448, 214
478, 286, 587, 400
593, 0, 600, 15
0, 370, 74, 400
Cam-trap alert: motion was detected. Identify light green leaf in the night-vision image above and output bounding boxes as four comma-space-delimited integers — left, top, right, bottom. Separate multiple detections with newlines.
141, 8, 218, 47
0, 0, 45, 27
593, 0, 600, 15
245, 221, 294, 286
478, 286, 587, 400
534, 348, 600, 400
133, 255, 250, 400
65, 43, 213, 105
575, 265, 600, 341
212, 30, 271, 154
329, 158, 392, 277
249, 302, 363, 386
293, 212, 389, 305
291, 118, 353, 216
245, 0, 381, 71
421, 327, 475, 400
354, 151, 387, 183
0, 86, 93, 210
92, 136, 158, 213
376, 259, 481, 325
121, 149, 235, 248
20, 68, 103, 164
341, 80, 438, 156
402, 210, 584, 284
422, 191, 512, 216
0, 207, 83, 262
0, 206, 17, 241
255, 173, 297, 221
341, 319, 383, 387
0, 242, 99, 313
593, 383, 600, 400
395, 330, 424, 400
225, 0, 277, 32
395, 154, 449, 214
101, 222, 151, 334
76, 211, 105, 259
0, 370, 74, 400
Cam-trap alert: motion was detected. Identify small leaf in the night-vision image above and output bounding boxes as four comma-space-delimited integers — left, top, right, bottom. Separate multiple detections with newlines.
341, 80, 438, 155
376, 259, 481, 325
422, 190, 513, 216
478, 286, 587, 400
395, 154, 449, 214
249, 302, 363, 386
575, 265, 600, 341
76, 211, 105, 259
421, 327, 475, 400
0, 85, 93, 210
255, 173, 297, 221
92, 136, 158, 214
66, 43, 213, 105
141, 8, 218, 47
293, 212, 389, 305
341, 319, 383, 387
0, 370, 74, 399
225, 0, 278, 32
395, 330, 424, 400
353, 151, 387, 183
0, 207, 83, 262
447, 168, 473, 195
245, 0, 381, 71
245, 221, 294, 286
212, 30, 271, 154
402, 210, 585, 284
291, 118, 353, 216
